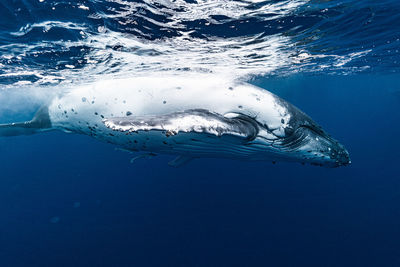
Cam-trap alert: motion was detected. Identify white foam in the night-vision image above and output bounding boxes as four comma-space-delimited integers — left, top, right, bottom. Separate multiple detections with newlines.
0, 0, 372, 90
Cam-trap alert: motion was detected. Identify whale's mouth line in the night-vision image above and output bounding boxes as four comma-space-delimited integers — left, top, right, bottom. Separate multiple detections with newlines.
297, 124, 328, 138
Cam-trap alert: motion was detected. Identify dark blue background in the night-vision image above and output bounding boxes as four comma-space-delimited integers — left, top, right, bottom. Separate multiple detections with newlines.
1, 74, 399, 266
1, 0, 400, 266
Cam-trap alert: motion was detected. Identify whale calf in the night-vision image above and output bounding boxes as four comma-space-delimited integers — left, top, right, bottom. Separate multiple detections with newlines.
0, 75, 350, 167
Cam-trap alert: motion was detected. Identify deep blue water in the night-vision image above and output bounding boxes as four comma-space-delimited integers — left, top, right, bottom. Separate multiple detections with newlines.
1, 1, 400, 266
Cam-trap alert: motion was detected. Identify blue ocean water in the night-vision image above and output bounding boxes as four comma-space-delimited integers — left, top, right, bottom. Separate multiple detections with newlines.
0, 1, 400, 266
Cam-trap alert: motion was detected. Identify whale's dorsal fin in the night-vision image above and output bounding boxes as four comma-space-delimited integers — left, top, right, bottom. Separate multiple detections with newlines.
103, 109, 258, 141
0, 106, 52, 137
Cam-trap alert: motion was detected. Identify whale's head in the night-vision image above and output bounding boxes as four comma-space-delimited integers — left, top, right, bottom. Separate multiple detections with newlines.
243, 88, 351, 168
267, 108, 351, 167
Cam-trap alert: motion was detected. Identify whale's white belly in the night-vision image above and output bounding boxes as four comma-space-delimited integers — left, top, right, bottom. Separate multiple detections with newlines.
47, 76, 286, 158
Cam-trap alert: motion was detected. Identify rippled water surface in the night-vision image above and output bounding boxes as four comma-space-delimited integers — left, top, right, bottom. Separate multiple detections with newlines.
1, 0, 399, 86
0, 1, 400, 266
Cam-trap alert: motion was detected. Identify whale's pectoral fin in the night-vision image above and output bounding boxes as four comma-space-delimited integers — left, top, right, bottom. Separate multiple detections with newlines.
130, 153, 157, 164
168, 156, 194, 168
103, 109, 258, 141
0, 106, 52, 137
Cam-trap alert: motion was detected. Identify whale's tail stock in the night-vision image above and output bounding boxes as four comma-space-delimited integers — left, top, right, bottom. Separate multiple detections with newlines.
0, 106, 52, 137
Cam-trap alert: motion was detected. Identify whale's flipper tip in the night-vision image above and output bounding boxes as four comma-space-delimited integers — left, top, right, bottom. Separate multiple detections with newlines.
168, 156, 194, 167
0, 106, 52, 137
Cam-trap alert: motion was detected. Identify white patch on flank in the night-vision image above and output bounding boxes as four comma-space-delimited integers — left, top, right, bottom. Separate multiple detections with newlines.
78, 5, 89, 10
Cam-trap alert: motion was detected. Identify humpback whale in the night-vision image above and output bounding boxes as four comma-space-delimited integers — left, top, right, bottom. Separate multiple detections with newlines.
0, 75, 350, 167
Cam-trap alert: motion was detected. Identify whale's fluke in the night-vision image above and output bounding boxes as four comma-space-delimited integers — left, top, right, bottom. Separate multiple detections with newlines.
0, 106, 52, 137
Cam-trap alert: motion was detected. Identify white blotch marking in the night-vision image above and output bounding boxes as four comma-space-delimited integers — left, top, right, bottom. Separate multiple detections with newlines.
78, 5, 89, 10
